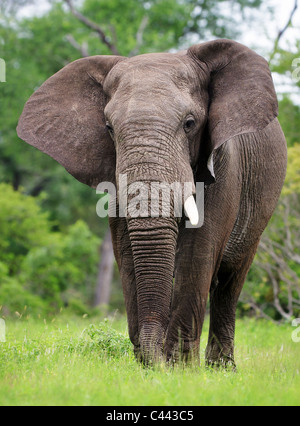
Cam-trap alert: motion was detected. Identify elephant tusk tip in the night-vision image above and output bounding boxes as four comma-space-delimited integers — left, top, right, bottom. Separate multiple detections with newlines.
184, 196, 199, 226
189, 216, 199, 226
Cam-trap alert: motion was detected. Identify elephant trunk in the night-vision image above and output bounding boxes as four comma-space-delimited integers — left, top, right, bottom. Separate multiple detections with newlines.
116, 132, 196, 363
127, 216, 178, 364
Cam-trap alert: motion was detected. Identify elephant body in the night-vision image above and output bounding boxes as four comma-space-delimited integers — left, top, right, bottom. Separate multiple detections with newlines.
17, 40, 287, 366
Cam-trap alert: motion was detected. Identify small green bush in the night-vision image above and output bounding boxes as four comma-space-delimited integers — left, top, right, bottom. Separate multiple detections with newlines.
84, 320, 132, 358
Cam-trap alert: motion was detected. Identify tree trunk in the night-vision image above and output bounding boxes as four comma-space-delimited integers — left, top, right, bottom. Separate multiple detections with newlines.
94, 228, 115, 307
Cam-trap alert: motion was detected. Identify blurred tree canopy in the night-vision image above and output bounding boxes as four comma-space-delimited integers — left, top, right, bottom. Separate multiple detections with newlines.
0, 0, 299, 320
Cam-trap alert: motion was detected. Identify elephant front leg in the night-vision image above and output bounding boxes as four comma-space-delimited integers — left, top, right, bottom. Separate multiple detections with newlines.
164, 227, 214, 363
205, 274, 237, 369
165, 283, 210, 364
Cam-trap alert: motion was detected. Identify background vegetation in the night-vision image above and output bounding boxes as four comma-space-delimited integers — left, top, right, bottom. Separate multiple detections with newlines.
0, 0, 299, 322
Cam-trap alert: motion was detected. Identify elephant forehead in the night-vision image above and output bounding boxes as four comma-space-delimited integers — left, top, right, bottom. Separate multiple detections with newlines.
104, 53, 192, 95
105, 82, 194, 126
106, 95, 192, 130
127, 52, 190, 75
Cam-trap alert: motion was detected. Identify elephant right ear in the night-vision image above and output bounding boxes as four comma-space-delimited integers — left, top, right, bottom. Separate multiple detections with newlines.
188, 39, 278, 184
17, 55, 126, 188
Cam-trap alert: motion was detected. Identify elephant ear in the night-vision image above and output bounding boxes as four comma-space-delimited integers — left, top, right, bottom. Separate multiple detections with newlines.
17, 55, 126, 188
188, 39, 278, 181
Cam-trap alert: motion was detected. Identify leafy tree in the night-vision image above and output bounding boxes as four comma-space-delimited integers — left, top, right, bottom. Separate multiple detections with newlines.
21, 220, 100, 307
0, 183, 50, 274
268, 8, 300, 147
63, 0, 263, 57
0, 184, 100, 316
283, 144, 300, 196
278, 97, 300, 147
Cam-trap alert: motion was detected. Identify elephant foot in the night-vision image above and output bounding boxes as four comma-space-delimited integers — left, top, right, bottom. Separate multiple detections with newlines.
134, 345, 164, 367
205, 356, 236, 371
205, 342, 236, 371
134, 324, 166, 366
165, 338, 201, 366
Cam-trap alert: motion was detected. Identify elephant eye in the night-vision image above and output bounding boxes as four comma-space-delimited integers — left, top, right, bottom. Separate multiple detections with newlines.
184, 117, 196, 133
106, 123, 114, 136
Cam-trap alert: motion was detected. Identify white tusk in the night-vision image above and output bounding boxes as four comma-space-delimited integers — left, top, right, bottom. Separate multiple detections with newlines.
184, 196, 199, 226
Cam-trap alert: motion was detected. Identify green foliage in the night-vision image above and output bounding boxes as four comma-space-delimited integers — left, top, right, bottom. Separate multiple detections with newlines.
271, 41, 300, 91
278, 97, 300, 147
84, 319, 132, 358
283, 143, 300, 196
0, 6, 104, 236
271, 40, 300, 149
183, 0, 263, 40
21, 220, 100, 307
0, 184, 100, 316
0, 279, 48, 317
79, 0, 191, 56
73, 0, 264, 56
0, 183, 51, 274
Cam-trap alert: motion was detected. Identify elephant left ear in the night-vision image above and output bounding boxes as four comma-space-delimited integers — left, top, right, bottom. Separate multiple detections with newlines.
17, 55, 126, 188
188, 39, 278, 183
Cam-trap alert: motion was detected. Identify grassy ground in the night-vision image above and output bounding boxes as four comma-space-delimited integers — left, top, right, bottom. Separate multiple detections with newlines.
0, 314, 299, 406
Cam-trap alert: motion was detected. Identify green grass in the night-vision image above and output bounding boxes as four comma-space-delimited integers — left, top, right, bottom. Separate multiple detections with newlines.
0, 315, 299, 406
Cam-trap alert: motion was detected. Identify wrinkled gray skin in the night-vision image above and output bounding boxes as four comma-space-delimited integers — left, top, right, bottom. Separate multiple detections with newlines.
17, 40, 287, 367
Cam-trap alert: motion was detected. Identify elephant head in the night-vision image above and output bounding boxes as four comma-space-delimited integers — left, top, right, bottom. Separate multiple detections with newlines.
17, 39, 278, 363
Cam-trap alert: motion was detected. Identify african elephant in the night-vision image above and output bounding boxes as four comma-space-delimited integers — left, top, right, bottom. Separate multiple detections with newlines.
17, 39, 287, 367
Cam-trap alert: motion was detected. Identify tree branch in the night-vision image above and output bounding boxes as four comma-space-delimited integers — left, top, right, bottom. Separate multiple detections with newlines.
64, 0, 120, 55
65, 34, 90, 57
270, 0, 298, 62
276, 0, 298, 45
239, 293, 278, 323
129, 15, 149, 57
260, 262, 293, 321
